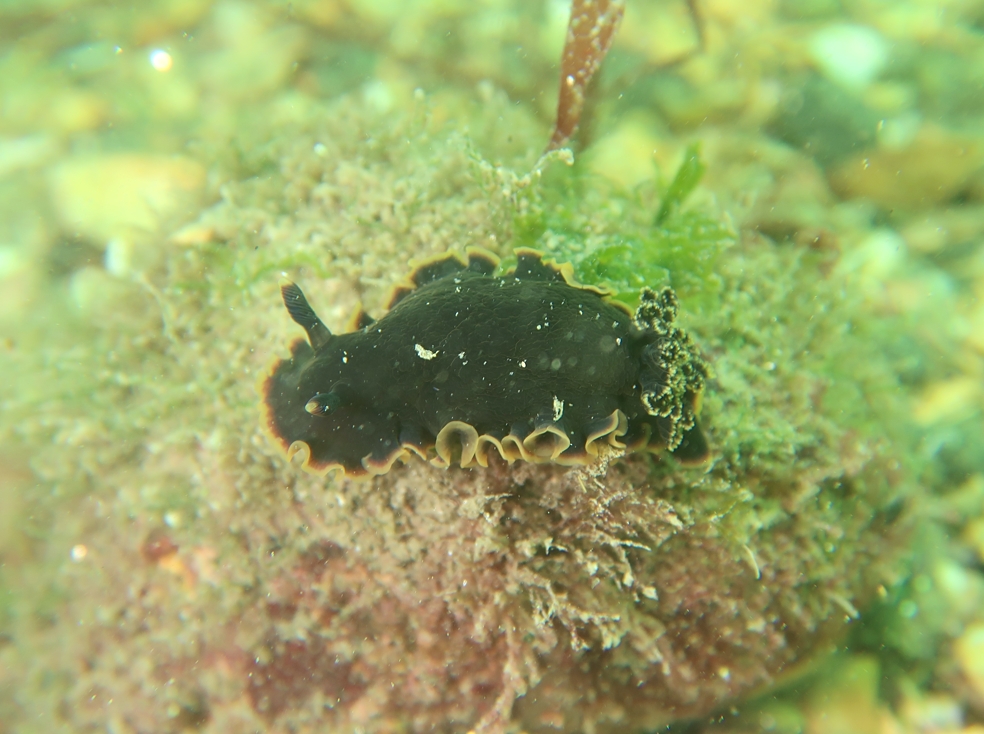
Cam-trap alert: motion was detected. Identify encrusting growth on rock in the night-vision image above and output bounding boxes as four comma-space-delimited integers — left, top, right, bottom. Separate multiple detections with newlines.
5, 106, 921, 734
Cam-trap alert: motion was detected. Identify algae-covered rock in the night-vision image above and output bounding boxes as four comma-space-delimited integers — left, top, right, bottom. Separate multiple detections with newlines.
49, 153, 207, 242
0, 99, 934, 733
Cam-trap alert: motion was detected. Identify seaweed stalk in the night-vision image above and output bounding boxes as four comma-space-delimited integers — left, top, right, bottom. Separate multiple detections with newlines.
545, 0, 626, 154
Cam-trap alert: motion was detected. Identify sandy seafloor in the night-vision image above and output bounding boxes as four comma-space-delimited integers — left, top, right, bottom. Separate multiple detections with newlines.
2, 1, 984, 732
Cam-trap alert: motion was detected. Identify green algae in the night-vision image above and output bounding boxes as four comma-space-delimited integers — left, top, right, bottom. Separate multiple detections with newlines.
654, 142, 706, 226
576, 144, 733, 307
513, 145, 733, 310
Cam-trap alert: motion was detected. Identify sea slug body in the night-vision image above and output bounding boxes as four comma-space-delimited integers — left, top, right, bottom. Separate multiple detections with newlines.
260, 248, 709, 477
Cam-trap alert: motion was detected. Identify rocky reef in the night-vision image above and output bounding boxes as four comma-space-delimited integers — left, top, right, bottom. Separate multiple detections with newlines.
1, 98, 929, 732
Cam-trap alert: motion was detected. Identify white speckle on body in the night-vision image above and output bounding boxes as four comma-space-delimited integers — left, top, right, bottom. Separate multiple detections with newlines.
552, 396, 564, 421
415, 344, 439, 360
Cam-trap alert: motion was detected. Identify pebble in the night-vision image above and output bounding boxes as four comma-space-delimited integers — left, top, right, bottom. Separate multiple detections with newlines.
169, 222, 217, 246
802, 655, 887, 734
702, 0, 775, 28
968, 299, 984, 355
870, 4, 948, 43
965, 518, 984, 565
347, 0, 402, 24
768, 74, 881, 167
778, 0, 842, 20
837, 228, 906, 285
743, 701, 805, 734
828, 125, 984, 209
584, 116, 662, 188
898, 688, 964, 732
954, 622, 984, 700
912, 377, 981, 426
0, 456, 30, 556
933, 558, 984, 624
292, 0, 345, 29
0, 134, 59, 180
68, 266, 138, 316
203, 4, 310, 100
48, 88, 108, 134
899, 206, 984, 254
651, 71, 748, 128
809, 23, 889, 90
49, 153, 206, 248
620, 0, 700, 67
130, 0, 213, 45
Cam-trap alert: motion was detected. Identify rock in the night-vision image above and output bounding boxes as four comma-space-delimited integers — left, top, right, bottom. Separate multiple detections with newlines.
48, 153, 206, 250
344, 0, 402, 24
933, 559, 984, 624
292, 0, 345, 29
620, 0, 701, 67
912, 377, 981, 426
49, 89, 109, 134
0, 134, 59, 181
202, 4, 310, 101
651, 69, 750, 129
768, 74, 882, 167
809, 24, 890, 91
0, 453, 31, 557
898, 688, 963, 733
965, 518, 984, 566
865, 83, 918, 116
68, 266, 143, 320
954, 622, 984, 701
584, 116, 662, 188
169, 222, 217, 246
701, 0, 776, 28
968, 294, 984, 354
130, 0, 213, 45
909, 46, 984, 121
802, 655, 888, 734
899, 206, 984, 254
828, 125, 984, 210
778, 0, 841, 20
837, 228, 907, 287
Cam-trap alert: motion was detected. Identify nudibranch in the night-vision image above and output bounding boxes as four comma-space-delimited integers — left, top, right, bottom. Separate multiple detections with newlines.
260, 248, 709, 477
